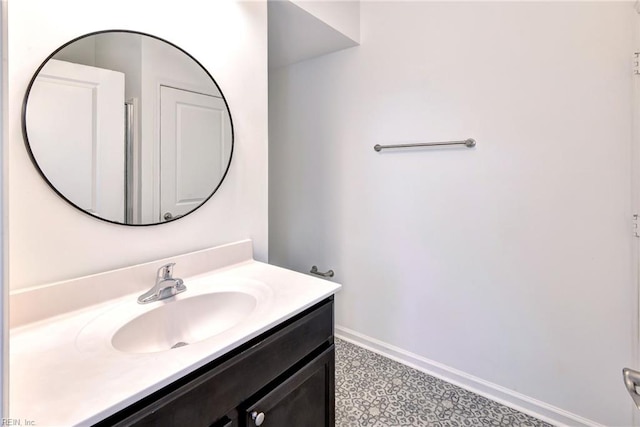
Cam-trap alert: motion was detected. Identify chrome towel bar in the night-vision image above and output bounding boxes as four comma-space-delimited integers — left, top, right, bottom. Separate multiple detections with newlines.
623, 368, 640, 409
374, 138, 476, 152
310, 266, 334, 278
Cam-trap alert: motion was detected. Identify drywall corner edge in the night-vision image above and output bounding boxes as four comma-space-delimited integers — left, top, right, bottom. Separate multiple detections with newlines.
1, 0, 7, 417
290, 0, 360, 43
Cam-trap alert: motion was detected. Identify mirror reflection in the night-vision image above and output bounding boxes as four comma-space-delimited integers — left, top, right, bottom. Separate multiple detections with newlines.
23, 31, 234, 225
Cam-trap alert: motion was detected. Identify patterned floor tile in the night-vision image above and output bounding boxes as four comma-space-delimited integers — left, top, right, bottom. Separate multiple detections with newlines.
335, 338, 553, 427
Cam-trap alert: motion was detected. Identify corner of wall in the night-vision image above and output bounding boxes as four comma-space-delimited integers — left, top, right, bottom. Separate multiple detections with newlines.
1, 0, 8, 416
291, 0, 360, 43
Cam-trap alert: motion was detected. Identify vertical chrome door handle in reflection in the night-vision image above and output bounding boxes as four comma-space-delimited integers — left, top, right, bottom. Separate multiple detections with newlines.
623, 368, 640, 409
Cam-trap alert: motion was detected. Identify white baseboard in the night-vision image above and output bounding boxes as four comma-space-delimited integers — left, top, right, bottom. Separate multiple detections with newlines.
335, 325, 603, 427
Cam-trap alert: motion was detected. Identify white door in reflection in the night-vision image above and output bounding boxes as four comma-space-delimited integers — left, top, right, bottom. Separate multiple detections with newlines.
159, 86, 231, 221
27, 59, 125, 222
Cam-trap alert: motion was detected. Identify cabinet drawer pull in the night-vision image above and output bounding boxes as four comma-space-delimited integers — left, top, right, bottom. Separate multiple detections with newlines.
251, 411, 265, 426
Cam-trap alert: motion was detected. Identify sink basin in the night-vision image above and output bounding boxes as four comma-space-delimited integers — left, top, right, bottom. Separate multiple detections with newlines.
112, 292, 256, 354
75, 277, 273, 355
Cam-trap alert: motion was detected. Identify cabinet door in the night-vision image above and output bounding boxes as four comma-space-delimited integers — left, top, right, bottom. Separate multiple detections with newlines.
244, 346, 335, 427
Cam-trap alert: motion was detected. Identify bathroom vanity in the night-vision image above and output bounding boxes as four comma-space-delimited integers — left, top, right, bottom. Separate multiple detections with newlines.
97, 298, 334, 427
10, 240, 341, 426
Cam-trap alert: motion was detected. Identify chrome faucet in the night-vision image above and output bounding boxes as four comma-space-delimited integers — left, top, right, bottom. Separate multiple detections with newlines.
137, 263, 186, 304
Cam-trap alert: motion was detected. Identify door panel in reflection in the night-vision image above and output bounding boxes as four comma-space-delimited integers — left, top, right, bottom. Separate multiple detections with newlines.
160, 86, 232, 221
27, 59, 125, 222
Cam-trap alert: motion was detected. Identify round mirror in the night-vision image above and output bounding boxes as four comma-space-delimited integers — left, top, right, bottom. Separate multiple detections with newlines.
22, 30, 234, 225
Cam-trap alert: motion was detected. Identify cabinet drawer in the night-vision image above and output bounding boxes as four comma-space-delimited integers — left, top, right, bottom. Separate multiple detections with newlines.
245, 345, 335, 427
104, 299, 333, 427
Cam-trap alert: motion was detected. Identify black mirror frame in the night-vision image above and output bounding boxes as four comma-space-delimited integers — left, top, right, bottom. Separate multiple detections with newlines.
21, 29, 235, 226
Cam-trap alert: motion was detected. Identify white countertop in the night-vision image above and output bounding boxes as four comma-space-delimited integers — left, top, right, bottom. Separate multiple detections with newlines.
10, 251, 340, 426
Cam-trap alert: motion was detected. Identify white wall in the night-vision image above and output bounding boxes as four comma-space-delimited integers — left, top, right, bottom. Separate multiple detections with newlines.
268, 0, 359, 69
269, 2, 636, 425
52, 36, 97, 65
8, 0, 268, 289
291, 0, 360, 43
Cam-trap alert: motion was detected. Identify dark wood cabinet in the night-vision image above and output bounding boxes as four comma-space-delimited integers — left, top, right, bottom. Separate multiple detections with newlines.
210, 417, 234, 427
94, 297, 335, 427
244, 347, 334, 427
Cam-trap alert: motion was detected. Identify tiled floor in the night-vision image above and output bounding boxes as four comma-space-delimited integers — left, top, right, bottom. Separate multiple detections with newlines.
335, 338, 553, 427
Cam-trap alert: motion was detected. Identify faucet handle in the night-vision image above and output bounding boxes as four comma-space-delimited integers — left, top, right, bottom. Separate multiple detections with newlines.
157, 263, 176, 279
